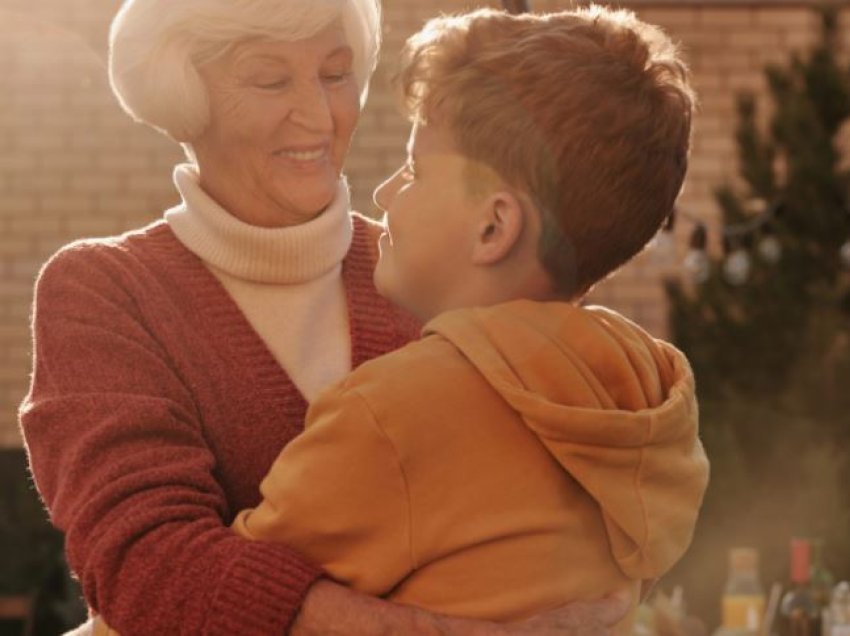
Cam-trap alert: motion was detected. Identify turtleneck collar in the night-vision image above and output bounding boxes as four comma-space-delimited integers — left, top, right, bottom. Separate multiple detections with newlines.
165, 163, 353, 285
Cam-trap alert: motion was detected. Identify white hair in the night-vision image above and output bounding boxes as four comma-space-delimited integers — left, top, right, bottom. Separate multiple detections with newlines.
109, 0, 381, 142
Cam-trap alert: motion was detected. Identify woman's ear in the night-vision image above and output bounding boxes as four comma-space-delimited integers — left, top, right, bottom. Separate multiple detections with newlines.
471, 191, 526, 266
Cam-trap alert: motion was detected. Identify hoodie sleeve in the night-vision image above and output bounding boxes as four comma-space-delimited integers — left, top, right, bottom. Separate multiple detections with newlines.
233, 386, 416, 596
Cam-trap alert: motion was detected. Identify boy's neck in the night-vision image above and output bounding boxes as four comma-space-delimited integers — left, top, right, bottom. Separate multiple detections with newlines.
415, 272, 572, 324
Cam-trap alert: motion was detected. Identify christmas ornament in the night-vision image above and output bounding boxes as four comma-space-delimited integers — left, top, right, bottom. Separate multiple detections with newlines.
840, 239, 850, 269
724, 250, 751, 286
650, 231, 677, 263
746, 197, 769, 215
650, 211, 677, 263
684, 250, 711, 284
754, 219, 782, 264
757, 235, 782, 263
684, 223, 710, 284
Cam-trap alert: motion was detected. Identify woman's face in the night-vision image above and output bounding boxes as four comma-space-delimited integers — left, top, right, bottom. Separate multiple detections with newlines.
192, 21, 360, 227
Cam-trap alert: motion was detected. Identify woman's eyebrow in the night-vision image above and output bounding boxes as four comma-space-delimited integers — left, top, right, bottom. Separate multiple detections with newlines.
325, 45, 354, 61
233, 53, 292, 72
236, 45, 352, 69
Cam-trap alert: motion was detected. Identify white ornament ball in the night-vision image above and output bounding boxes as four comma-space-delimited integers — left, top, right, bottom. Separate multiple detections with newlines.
724, 250, 751, 286
745, 197, 769, 215
757, 235, 782, 264
650, 231, 677, 263
841, 240, 850, 269
683, 250, 711, 284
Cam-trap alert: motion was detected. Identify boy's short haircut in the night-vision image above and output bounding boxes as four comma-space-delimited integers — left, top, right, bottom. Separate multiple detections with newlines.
398, 6, 695, 298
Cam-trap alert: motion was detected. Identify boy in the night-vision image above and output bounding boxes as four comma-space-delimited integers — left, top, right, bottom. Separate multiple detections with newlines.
234, 6, 708, 631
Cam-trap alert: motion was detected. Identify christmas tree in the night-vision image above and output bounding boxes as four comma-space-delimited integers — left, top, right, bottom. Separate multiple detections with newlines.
663, 7, 850, 627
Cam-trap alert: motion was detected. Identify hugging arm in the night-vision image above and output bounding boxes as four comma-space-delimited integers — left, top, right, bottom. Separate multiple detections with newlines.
293, 580, 631, 636
20, 246, 321, 635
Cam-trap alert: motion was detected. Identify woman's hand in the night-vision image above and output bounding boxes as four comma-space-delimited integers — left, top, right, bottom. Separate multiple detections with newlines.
504, 591, 631, 636
291, 580, 630, 636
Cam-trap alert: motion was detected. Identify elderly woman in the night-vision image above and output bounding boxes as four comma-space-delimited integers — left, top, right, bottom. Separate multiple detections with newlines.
20, 1, 627, 634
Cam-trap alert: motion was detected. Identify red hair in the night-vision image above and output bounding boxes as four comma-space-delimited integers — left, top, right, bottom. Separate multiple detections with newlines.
398, 6, 695, 297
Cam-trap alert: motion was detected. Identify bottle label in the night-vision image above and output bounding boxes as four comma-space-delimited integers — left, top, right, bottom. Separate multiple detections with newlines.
782, 608, 822, 636
723, 595, 766, 630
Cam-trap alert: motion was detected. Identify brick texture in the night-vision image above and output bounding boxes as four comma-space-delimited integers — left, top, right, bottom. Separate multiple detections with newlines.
1, 1, 843, 446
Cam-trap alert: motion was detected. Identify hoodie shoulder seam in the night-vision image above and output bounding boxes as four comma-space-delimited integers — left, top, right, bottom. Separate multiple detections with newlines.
632, 412, 653, 560
348, 387, 419, 573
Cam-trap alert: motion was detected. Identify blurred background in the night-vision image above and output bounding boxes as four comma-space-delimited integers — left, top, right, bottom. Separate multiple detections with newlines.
1, 0, 849, 634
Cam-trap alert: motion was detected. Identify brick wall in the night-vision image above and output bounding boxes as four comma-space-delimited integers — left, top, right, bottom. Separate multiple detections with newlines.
0, 1, 844, 446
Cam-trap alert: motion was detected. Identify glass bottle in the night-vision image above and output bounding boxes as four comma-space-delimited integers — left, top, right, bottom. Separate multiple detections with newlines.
779, 538, 822, 636
811, 539, 835, 608
719, 548, 765, 635
827, 582, 850, 636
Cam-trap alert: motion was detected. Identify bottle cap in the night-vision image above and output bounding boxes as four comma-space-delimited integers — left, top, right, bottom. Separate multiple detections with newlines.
730, 548, 759, 573
790, 538, 811, 584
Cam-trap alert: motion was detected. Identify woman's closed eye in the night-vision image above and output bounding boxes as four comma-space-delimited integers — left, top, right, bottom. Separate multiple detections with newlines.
321, 69, 354, 85
253, 72, 350, 90
255, 76, 291, 90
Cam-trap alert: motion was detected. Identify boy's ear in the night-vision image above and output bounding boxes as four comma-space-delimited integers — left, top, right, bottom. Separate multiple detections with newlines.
471, 191, 526, 266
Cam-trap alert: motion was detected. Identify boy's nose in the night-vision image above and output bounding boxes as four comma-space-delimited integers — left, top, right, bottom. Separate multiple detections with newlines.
373, 171, 399, 213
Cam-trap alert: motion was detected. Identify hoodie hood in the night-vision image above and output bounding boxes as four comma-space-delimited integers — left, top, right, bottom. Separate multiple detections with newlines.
424, 300, 709, 581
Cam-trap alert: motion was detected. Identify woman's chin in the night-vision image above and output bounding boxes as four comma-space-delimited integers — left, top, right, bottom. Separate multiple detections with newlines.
271, 189, 338, 223
271, 171, 340, 216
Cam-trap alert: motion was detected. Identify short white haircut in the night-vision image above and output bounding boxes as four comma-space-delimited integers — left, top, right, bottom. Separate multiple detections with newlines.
109, 0, 381, 142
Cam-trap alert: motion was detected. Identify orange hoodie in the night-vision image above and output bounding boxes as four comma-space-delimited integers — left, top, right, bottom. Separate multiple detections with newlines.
233, 300, 709, 627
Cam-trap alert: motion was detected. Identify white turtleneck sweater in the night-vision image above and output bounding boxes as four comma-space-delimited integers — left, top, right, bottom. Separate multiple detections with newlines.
165, 164, 353, 402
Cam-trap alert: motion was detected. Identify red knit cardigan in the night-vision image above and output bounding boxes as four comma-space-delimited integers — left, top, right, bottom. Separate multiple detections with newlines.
19, 213, 420, 635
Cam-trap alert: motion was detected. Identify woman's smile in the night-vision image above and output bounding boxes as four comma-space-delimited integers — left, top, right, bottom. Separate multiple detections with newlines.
273, 144, 332, 172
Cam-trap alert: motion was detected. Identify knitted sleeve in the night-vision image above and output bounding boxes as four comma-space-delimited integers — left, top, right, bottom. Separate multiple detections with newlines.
19, 243, 322, 636
232, 385, 414, 595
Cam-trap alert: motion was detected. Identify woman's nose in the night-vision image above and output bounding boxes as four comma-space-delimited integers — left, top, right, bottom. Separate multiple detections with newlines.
289, 80, 333, 133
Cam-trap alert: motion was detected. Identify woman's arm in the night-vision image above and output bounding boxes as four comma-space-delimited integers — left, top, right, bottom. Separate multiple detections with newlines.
20, 244, 321, 635
293, 581, 631, 636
